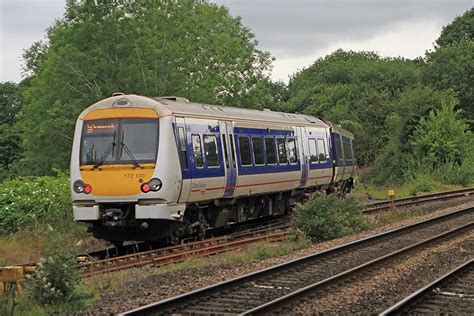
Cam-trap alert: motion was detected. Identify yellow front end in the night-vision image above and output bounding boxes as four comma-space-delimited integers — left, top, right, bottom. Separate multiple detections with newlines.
78, 107, 159, 196
80, 164, 155, 196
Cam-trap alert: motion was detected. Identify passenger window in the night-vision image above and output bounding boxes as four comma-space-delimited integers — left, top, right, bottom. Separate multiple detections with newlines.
178, 127, 188, 169
317, 139, 327, 163
287, 138, 298, 164
276, 138, 287, 164
252, 137, 264, 165
343, 137, 353, 161
265, 137, 277, 164
308, 138, 318, 163
204, 135, 220, 167
238, 136, 252, 166
192, 134, 203, 168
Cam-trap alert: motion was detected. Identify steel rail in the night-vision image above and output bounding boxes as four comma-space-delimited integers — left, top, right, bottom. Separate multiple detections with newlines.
76, 218, 291, 277
79, 230, 289, 277
380, 258, 473, 315
2, 187, 472, 286
364, 187, 474, 214
243, 223, 472, 314
120, 206, 472, 315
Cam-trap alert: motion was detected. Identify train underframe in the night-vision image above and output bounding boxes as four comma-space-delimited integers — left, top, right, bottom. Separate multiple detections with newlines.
87, 178, 354, 244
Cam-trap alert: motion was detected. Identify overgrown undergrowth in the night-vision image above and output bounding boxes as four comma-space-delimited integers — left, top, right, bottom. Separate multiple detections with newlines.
0, 173, 71, 235
293, 194, 368, 242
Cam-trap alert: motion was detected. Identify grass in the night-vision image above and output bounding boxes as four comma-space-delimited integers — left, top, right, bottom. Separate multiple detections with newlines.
0, 222, 107, 266
366, 209, 427, 227
79, 233, 312, 303
221, 235, 312, 266
353, 174, 470, 200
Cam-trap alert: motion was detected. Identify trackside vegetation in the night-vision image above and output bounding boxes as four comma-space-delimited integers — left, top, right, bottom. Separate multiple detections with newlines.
2, 228, 92, 315
0, 173, 71, 235
294, 195, 368, 241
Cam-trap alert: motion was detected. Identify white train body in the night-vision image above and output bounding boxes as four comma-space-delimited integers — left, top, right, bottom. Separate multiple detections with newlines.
70, 94, 355, 242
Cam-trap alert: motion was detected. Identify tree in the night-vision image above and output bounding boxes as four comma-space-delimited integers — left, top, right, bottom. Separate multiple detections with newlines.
372, 86, 458, 184
0, 82, 21, 125
0, 82, 23, 180
435, 8, 473, 48
425, 8, 474, 126
410, 101, 471, 169
287, 50, 422, 165
22, 41, 49, 77
20, 0, 272, 174
423, 41, 474, 126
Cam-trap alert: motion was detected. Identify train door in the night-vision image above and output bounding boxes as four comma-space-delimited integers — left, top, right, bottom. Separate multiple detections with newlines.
297, 127, 309, 187
175, 117, 191, 202
218, 121, 237, 198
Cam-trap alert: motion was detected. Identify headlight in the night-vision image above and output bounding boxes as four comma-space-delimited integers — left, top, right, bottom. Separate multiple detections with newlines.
73, 180, 92, 194
141, 178, 162, 193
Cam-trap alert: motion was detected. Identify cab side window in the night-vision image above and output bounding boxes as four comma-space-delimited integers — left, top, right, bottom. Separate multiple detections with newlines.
178, 127, 188, 169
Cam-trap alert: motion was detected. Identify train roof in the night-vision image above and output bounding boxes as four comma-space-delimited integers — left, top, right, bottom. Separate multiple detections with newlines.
79, 94, 352, 135
154, 96, 330, 127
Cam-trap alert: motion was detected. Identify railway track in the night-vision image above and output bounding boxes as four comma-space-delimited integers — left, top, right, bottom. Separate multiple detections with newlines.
381, 259, 473, 315
121, 206, 473, 315
1, 187, 472, 289
77, 219, 290, 277
364, 187, 474, 214
80, 188, 473, 277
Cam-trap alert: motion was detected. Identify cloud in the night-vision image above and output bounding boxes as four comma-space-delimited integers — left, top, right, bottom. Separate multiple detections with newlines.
1, 0, 472, 83
214, 0, 472, 82
271, 18, 444, 82
0, 0, 65, 82
216, 0, 471, 58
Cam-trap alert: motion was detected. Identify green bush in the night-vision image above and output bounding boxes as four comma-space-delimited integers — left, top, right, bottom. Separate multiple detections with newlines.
405, 173, 436, 196
0, 173, 71, 235
434, 160, 474, 186
28, 255, 79, 306
26, 227, 90, 311
294, 194, 368, 242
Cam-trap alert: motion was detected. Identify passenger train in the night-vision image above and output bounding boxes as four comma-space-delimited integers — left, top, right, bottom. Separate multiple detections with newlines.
70, 94, 355, 244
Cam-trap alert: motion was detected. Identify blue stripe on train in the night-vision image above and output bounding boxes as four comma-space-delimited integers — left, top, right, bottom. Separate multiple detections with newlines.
180, 124, 336, 180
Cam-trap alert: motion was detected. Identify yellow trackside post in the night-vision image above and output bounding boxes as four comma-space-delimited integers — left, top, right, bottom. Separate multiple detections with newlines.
388, 189, 395, 199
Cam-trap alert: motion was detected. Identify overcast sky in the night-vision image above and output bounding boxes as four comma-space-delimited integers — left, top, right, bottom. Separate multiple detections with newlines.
1, 0, 472, 83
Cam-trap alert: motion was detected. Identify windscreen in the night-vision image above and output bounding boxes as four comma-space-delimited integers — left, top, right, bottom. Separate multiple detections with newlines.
80, 118, 159, 165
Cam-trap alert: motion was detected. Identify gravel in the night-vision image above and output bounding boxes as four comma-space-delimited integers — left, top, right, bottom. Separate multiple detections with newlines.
293, 230, 473, 314
81, 199, 474, 314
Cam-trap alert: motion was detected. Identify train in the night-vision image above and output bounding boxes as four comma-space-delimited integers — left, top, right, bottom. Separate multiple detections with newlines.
70, 94, 355, 244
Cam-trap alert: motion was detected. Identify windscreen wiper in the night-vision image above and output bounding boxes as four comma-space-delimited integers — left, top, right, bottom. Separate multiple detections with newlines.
120, 131, 142, 168
93, 131, 116, 169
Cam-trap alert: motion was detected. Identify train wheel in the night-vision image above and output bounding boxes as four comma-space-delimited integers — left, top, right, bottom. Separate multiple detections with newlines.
169, 223, 184, 245
195, 210, 208, 241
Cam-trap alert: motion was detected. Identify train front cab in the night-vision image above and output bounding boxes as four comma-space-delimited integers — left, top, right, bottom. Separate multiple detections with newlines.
70, 96, 186, 243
